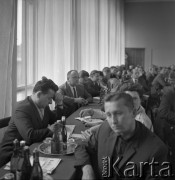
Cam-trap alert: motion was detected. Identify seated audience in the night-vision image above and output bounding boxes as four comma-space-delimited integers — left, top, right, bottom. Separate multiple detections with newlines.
146, 66, 157, 87
58, 70, 92, 117
85, 70, 101, 97
154, 71, 175, 174
151, 67, 169, 96
0, 77, 59, 167
75, 93, 168, 179
118, 69, 143, 93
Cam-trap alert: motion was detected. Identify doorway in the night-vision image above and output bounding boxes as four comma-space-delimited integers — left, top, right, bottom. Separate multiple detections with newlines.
125, 48, 145, 68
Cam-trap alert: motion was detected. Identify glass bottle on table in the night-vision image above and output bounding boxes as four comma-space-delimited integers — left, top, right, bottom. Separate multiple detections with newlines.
30, 148, 43, 180
19, 140, 26, 156
61, 116, 67, 143
51, 122, 63, 154
10, 139, 20, 177
16, 146, 31, 180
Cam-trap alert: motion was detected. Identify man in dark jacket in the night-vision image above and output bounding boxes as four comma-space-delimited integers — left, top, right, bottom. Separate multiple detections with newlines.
75, 93, 169, 179
154, 71, 175, 175
0, 77, 59, 167
85, 70, 101, 97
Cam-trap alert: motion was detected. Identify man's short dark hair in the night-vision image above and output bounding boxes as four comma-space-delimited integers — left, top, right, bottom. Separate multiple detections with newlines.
90, 70, 99, 77
122, 85, 143, 99
104, 92, 134, 110
79, 70, 89, 78
99, 71, 104, 77
102, 67, 110, 73
67, 70, 78, 80
33, 77, 58, 94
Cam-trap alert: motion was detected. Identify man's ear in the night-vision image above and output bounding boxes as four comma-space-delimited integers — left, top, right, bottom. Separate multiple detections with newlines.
36, 91, 42, 98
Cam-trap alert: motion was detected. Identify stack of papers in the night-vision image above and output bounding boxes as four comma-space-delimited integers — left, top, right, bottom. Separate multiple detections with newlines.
5, 157, 61, 175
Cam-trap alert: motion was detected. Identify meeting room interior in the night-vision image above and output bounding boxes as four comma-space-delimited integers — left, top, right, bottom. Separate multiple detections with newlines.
0, 0, 175, 180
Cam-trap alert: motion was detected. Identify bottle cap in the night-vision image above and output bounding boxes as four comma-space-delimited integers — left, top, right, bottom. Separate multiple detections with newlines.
20, 140, 26, 147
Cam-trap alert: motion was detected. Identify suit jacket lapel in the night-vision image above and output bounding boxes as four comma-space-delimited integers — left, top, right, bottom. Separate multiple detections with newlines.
28, 96, 43, 125
106, 132, 118, 158
118, 145, 136, 170
66, 82, 74, 97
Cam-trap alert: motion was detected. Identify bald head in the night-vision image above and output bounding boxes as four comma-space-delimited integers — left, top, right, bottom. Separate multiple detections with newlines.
67, 70, 79, 86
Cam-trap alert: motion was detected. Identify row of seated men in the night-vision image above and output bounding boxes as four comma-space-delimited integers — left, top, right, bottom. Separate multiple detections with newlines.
0, 64, 174, 179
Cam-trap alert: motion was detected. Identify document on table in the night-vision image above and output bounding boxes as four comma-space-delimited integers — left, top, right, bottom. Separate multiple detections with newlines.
5, 157, 61, 175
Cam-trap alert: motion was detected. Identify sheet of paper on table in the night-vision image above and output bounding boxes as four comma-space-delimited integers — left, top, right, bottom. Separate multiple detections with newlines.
75, 117, 103, 124
5, 157, 61, 175
70, 133, 86, 140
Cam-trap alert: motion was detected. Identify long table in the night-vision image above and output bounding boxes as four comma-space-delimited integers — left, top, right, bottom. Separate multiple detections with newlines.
0, 102, 101, 180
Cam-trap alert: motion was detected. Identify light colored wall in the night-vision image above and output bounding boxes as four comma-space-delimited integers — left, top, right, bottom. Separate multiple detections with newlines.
125, 2, 175, 70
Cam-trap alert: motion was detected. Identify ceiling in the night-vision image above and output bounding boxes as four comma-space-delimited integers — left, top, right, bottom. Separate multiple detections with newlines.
125, 0, 175, 3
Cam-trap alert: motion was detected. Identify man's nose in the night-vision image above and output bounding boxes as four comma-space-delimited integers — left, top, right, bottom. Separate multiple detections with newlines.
111, 115, 118, 124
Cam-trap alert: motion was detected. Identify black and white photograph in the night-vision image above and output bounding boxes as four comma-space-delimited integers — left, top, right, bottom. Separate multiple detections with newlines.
0, 0, 175, 179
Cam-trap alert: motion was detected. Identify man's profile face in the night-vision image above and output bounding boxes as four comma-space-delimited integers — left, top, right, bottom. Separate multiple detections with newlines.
38, 89, 55, 108
103, 70, 111, 79
132, 70, 139, 80
91, 73, 99, 82
68, 71, 79, 86
105, 99, 134, 135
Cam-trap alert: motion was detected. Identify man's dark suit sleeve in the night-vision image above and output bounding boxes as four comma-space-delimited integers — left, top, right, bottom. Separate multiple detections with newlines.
14, 110, 52, 145
85, 82, 100, 97
58, 85, 75, 105
74, 127, 99, 167
84, 88, 93, 103
159, 93, 175, 124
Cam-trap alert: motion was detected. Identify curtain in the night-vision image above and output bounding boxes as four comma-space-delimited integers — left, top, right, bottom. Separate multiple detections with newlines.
0, 0, 17, 119
0, 0, 17, 142
35, 0, 125, 86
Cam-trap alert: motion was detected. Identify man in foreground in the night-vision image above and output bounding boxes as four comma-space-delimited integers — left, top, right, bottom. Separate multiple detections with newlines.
75, 93, 169, 179
0, 77, 59, 167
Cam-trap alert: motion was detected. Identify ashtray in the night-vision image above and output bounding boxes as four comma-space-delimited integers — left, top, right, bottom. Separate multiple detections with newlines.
38, 141, 77, 155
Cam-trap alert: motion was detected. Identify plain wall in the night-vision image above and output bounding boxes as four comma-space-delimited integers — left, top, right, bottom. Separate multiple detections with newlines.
125, 2, 175, 70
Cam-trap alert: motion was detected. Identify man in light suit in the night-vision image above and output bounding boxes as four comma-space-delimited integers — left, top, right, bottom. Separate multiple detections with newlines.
75, 93, 170, 180
58, 70, 92, 117
0, 77, 59, 168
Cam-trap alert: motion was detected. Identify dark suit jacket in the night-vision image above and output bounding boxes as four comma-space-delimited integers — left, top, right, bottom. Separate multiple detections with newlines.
146, 72, 156, 87
84, 78, 101, 97
151, 74, 167, 95
58, 82, 92, 111
75, 121, 168, 179
0, 96, 56, 167
138, 75, 149, 93
158, 87, 175, 125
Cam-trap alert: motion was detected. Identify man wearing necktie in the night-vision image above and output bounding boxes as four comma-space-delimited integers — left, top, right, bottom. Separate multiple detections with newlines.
58, 70, 93, 117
